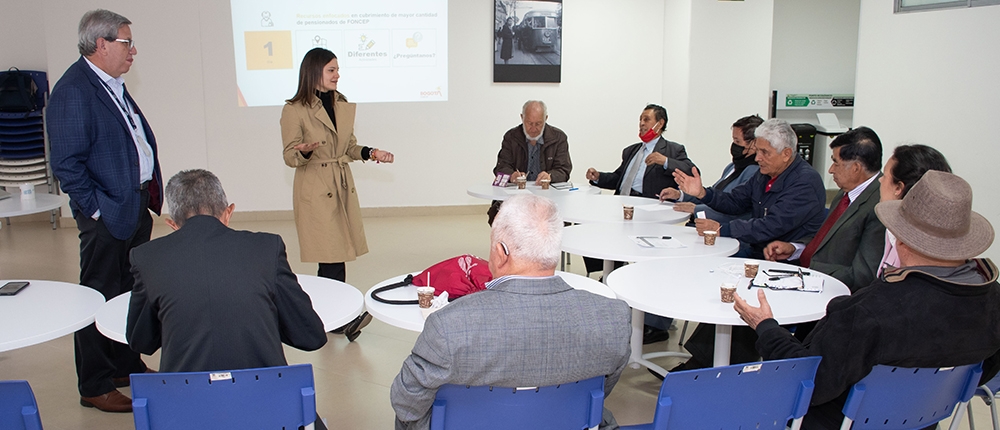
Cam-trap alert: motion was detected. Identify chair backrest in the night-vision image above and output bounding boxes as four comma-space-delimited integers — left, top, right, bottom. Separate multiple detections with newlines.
430, 375, 605, 430
647, 356, 822, 430
0, 380, 43, 430
841, 363, 982, 430
130, 364, 315, 430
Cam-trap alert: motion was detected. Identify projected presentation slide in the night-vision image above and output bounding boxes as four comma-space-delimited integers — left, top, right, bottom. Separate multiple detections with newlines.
231, 0, 448, 106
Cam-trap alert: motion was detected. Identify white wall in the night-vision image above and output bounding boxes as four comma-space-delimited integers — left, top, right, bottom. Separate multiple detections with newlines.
854, 0, 1000, 259
1, 2, 47, 71
770, 0, 861, 187
680, 0, 774, 183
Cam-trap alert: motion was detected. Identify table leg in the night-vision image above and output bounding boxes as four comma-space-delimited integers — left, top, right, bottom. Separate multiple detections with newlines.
602, 259, 614, 284
714, 324, 732, 367
627, 308, 690, 377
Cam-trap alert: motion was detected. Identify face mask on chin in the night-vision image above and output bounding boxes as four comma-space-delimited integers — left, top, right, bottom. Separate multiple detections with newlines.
639, 122, 660, 143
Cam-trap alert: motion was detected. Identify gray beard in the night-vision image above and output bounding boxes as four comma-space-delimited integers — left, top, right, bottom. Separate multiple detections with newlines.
523, 125, 544, 141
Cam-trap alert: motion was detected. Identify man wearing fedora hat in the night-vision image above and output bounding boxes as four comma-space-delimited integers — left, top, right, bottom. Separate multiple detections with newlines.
734, 170, 1000, 429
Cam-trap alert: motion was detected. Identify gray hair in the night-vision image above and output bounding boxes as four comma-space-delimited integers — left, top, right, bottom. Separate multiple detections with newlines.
78, 9, 131, 56
491, 194, 563, 269
166, 169, 229, 227
754, 118, 797, 152
522, 100, 547, 118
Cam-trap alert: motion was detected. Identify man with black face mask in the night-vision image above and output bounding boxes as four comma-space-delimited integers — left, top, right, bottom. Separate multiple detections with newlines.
659, 115, 763, 225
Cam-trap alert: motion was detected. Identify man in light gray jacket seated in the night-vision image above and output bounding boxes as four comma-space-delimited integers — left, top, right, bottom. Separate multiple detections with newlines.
390, 194, 633, 430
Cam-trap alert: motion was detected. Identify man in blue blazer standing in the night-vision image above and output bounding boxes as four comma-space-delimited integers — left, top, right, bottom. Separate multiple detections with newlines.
48, 9, 162, 413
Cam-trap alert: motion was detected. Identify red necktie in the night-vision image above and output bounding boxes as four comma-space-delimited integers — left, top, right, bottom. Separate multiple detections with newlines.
799, 194, 850, 267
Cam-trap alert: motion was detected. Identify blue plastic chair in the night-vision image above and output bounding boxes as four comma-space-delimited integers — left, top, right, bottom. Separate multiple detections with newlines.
0, 380, 43, 430
967, 373, 1000, 430
621, 356, 822, 430
430, 375, 605, 430
622, 357, 820, 430
130, 364, 316, 430
839, 363, 982, 430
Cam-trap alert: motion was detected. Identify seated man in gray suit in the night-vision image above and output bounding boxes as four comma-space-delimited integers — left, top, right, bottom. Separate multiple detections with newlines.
764, 126, 885, 292
390, 194, 632, 430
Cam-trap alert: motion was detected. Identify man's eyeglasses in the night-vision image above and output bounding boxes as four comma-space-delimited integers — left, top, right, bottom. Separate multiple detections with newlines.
109, 38, 135, 50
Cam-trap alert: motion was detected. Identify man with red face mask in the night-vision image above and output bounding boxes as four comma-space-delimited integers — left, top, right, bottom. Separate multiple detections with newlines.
586, 104, 696, 199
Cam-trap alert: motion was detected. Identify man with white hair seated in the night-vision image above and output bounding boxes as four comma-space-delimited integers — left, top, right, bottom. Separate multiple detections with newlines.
390, 194, 632, 430
669, 118, 827, 370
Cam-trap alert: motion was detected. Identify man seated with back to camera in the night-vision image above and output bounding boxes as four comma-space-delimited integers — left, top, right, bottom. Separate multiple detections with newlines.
735, 170, 1000, 430
127, 169, 329, 429
391, 194, 632, 430
487, 100, 572, 225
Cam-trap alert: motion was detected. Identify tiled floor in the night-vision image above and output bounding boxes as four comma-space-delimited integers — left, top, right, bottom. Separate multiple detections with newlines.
0, 214, 992, 429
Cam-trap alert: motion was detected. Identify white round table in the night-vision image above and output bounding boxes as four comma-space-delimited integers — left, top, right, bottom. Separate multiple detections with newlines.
95, 275, 364, 344
0, 193, 66, 230
561, 223, 741, 280
548, 193, 690, 224
0, 280, 106, 352
606, 257, 850, 369
365, 271, 616, 332
466, 183, 601, 201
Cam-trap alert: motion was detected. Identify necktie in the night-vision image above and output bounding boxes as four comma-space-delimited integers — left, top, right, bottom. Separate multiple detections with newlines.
799, 194, 850, 267
619, 147, 645, 195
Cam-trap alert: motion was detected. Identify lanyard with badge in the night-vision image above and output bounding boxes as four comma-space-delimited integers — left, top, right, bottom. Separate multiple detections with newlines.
99, 79, 152, 158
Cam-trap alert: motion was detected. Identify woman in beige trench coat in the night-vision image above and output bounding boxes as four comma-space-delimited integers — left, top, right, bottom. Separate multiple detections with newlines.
280, 48, 394, 339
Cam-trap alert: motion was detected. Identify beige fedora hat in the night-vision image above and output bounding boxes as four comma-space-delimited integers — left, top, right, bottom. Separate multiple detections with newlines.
875, 170, 994, 260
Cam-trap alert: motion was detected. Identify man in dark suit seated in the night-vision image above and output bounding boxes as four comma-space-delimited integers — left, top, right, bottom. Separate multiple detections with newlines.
585, 104, 696, 199
764, 126, 885, 293
735, 170, 1000, 429
127, 169, 329, 428
390, 194, 632, 430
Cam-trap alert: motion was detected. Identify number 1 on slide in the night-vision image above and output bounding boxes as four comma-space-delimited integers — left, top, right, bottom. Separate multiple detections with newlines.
245, 31, 292, 70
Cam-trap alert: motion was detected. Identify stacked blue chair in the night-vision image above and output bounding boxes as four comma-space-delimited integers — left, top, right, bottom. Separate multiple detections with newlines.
130, 364, 317, 430
839, 363, 982, 430
621, 356, 822, 430
967, 373, 1000, 430
0, 380, 43, 430
430, 375, 605, 430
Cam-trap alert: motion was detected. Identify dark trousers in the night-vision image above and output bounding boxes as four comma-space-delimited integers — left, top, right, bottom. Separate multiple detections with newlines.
317, 262, 346, 282
73, 191, 152, 397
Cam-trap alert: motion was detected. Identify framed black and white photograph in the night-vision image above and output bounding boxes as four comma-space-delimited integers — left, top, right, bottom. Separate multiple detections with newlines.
494, 0, 562, 83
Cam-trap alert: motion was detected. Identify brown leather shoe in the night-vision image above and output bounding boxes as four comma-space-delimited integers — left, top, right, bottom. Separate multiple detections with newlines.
113, 367, 158, 388
80, 389, 133, 413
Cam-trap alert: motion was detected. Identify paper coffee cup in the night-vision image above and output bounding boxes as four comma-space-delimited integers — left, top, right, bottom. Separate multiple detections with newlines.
540, 179, 551, 190
744, 261, 760, 278
416, 286, 435, 308
703, 230, 717, 246
515, 177, 527, 189
720, 283, 737, 303
623, 205, 634, 220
